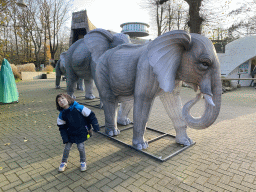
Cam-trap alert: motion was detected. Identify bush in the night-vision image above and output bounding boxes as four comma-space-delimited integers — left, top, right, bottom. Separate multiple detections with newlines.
44, 65, 54, 73
10, 64, 22, 79
16, 63, 36, 72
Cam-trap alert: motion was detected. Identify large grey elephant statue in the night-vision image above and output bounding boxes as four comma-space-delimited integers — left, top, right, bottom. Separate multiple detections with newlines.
55, 52, 84, 91
65, 28, 131, 100
90, 30, 222, 150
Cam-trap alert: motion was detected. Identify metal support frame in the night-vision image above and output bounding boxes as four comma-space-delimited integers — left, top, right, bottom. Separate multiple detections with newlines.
75, 95, 195, 161
98, 125, 195, 162
74, 96, 102, 109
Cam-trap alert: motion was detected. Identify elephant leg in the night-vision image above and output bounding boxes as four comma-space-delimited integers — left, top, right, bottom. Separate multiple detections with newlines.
76, 78, 84, 91
56, 75, 61, 89
84, 78, 95, 100
66, 72, 78, 99
55, 63, 61, 89
159, 82, 193, 146
102, 98, 120, 137
132, 97, 154, 150
117, 100, 133, 125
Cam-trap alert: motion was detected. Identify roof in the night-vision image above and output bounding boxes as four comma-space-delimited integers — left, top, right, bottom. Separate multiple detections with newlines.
120, 22, 150, 28
87, 17, 96, 31
218, 35, 256, 75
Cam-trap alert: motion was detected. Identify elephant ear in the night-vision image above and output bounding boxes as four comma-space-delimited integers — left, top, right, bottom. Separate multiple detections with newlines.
147, 30, 191, 93
110, 33, 131, 48
84, 28, 114, 62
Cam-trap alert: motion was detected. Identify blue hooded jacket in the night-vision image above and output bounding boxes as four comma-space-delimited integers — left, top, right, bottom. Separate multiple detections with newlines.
57, 101, 99, 144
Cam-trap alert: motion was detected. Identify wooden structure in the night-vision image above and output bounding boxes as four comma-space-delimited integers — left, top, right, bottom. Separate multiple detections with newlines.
69, 10, 96, 46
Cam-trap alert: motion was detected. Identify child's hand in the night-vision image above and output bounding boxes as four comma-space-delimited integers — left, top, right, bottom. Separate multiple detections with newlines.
89, 129, 93, 137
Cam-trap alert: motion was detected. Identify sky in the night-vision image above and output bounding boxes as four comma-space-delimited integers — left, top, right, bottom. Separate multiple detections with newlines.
69, 0, 256, 39
70, 0, 153, 38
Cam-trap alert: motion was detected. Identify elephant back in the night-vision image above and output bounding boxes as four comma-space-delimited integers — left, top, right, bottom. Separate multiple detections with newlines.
84, 28, 114, 63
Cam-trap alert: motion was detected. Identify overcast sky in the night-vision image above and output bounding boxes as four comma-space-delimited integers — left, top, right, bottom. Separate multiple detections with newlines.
70, 0, 152, 37
69, 0, 256, 39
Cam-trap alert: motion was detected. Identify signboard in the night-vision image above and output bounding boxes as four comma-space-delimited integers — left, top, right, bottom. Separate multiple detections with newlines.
238, 61, 249, 74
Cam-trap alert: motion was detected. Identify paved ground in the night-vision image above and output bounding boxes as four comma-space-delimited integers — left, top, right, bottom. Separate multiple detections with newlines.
1, 79, 256, 192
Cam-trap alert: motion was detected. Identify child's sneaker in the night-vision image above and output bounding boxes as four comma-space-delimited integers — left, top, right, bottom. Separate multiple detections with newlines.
80, 162, 87, 171
58, 162, 67, 172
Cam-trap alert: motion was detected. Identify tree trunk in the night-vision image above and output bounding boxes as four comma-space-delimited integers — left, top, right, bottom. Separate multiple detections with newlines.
184, 0, 203, 34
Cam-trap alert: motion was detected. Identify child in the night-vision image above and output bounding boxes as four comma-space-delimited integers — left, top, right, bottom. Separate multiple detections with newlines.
56, 93, 99, 172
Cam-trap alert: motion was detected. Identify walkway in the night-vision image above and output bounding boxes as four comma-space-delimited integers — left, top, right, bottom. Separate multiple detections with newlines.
1, 79, 256, 191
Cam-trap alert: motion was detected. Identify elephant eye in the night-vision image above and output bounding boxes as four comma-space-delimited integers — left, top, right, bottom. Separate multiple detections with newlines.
198, 62, 209, 70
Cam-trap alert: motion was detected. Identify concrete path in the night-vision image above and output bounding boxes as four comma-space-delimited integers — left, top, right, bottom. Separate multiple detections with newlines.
1, 79, 256, 192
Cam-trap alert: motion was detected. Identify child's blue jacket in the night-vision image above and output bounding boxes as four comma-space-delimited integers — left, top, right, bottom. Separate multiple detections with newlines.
57, 101, 99, 144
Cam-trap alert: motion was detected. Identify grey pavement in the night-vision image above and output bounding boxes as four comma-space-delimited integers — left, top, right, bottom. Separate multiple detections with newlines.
1, 79, 256, 192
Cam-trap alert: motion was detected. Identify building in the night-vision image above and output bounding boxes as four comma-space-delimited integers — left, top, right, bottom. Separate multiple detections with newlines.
120, 22, 150, 37
218, 35, 256, 86
69, 10, 96, 46
120, 22, 150, 44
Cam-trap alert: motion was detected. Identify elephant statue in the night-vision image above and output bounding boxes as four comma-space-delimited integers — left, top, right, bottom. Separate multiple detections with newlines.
90, 30, 222, 150
64, 28, 131, 100
55, 52, 84, 91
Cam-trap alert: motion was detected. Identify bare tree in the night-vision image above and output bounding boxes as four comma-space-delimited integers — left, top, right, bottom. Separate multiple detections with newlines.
18, 0, 43, 68
43, 0, 71, 62
159, 0, 206, 34
0, 0, 14, 12
0, 0, 72, 65
227, 1, 256, 37
142, 0, 188, 37
184, 0, 203, 33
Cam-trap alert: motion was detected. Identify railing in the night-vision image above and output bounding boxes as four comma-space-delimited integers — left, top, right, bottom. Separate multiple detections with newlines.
221, 78, 256, 80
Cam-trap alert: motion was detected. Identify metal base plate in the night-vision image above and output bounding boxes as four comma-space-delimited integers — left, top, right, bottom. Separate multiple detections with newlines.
98, 125, 195, 162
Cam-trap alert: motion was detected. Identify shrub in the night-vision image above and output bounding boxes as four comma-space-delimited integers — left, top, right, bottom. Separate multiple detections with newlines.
16, 63, 36, 72
10, 64, 22, 79
44, 65, 54, 73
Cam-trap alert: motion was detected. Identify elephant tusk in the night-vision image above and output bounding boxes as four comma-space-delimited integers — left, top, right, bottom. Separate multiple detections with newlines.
203, 94, 215, 107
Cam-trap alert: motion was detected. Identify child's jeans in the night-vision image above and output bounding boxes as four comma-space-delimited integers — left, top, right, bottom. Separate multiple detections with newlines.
61, 142, 86, 163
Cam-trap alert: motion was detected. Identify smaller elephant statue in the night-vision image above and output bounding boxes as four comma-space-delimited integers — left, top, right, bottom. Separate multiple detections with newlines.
55, 52, 84, 91
64, 28, 131, 100
90, 30, 222, 150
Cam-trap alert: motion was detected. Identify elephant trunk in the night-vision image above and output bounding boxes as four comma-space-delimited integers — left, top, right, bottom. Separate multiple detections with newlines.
182, 68, 222, 129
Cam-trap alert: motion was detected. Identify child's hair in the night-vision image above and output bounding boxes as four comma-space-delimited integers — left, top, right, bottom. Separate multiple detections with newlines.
56, 93, 75, 111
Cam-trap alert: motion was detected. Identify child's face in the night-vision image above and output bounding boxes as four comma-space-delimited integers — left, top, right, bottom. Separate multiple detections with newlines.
58, 96, 69, 109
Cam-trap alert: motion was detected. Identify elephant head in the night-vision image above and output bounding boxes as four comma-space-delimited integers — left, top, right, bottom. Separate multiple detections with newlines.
148, 30, 221, 129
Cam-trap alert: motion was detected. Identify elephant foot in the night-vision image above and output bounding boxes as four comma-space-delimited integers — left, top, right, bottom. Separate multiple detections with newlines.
56, 85, 61, 89
176, 137, 193, 146
174, 126, 193, 146
117, 116, 131, 125
105, 127, 120, 137
85, 94, 95, 100
132, 139, 149, 150
175, 130, 193, 146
